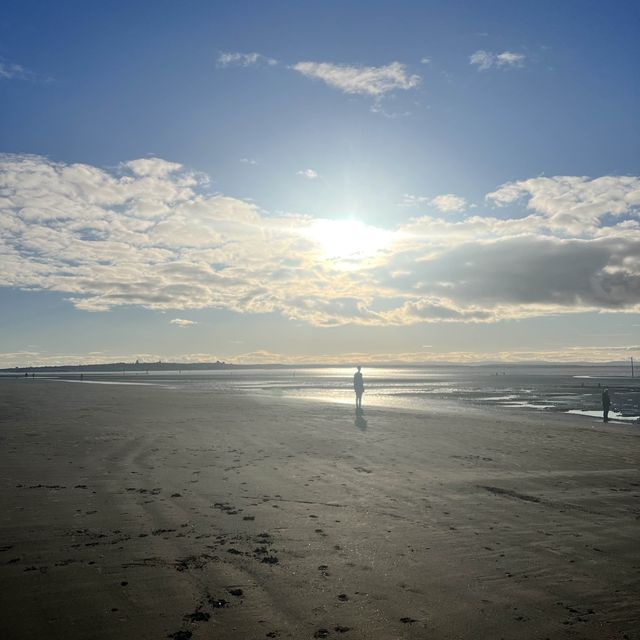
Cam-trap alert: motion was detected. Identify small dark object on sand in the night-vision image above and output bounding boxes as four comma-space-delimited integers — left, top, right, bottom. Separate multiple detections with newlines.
400, 617, 417, 624
314, 629, 330, 638
338, 593, 349, 601
227, 587, 243, 597
261, 555, 279, 565
207, 597, 228, 609
335, 626, 350, 633
168, 632, 192, 640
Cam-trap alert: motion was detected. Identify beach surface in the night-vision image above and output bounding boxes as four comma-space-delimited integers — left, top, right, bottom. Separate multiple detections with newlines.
0, 378, 638, 639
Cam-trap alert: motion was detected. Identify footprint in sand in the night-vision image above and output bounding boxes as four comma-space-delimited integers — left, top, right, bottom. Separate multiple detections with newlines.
183, 609, 210, 622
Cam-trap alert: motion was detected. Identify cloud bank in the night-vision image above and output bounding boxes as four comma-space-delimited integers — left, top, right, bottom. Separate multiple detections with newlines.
1, 154, 639, 326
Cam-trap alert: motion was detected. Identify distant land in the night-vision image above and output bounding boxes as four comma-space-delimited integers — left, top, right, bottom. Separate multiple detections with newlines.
1, 361, 235, 373
0, 360, 635, 374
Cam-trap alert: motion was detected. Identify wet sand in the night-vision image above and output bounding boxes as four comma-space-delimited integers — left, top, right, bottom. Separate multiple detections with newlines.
0, 378, 639, 639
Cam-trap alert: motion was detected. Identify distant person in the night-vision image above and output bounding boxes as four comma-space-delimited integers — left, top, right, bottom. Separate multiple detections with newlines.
353, 366, 364, 413
602, 388, 611, 423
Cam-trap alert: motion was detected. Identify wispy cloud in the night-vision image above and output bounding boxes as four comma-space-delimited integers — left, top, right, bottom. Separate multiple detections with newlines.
420, 57, 432, 65
217, 51, 277, 68
470, 50, 525, 71
1, 154, 638, 327
297, 168, 318, 179
399, 194, 429, 207
240, 157, 257, 165
291, 61, 420, 97
400, 193, 467, 212
0, 58, 34, 81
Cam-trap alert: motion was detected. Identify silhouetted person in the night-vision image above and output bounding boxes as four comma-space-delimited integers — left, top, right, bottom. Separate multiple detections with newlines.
353, 366, 364, 413
602, 388, 611, 423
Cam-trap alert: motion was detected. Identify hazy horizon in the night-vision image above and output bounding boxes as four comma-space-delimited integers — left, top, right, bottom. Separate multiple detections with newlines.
2, 356, 637, 370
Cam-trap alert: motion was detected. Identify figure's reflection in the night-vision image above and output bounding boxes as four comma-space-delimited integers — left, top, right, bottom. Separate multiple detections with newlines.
354, 412, 367, 432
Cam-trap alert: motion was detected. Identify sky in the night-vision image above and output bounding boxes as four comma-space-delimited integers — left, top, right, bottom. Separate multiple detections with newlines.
1, 0, 639, 367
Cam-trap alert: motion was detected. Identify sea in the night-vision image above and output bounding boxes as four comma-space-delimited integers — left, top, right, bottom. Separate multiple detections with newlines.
7, 364, 640, 423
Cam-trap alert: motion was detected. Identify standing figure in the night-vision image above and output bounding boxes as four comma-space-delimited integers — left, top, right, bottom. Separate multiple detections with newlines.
602, 388, 611, 423
353, 366, 365, 413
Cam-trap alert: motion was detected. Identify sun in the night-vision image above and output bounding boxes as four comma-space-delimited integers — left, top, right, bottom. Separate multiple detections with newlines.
306, 219, 391, 265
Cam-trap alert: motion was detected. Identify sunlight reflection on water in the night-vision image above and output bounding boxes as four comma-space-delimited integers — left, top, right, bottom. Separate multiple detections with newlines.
9, 365, 638, 422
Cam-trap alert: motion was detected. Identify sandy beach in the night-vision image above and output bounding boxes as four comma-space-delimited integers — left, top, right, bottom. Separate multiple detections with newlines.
0, 378, 638, 639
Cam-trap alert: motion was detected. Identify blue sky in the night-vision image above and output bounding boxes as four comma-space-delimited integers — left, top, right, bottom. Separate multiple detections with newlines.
1, 1, 639, 366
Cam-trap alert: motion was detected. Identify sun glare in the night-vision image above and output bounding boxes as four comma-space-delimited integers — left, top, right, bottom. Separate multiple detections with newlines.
307, 219, 391, 264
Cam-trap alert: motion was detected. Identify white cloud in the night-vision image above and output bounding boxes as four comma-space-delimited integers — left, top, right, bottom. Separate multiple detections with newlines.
470, 50, 525, 71
126, 158, 183, 178
297, 169, 318, 179
291, 61, 420, 96
496, 51, 525, 67
487, 175, 640, 234
399, 193, 467, 213
1, 154, 639, 327
430, 194, 467, 213
420, 57, 432, 65
217, 52, 277, 68
240, 158, 257, 165
170, 318, 198, 327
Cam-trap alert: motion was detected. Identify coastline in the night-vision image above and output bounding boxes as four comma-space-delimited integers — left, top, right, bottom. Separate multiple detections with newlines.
1, 378, 638, 639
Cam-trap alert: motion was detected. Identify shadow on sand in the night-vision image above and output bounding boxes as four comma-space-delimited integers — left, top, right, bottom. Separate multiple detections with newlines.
354, 411, 367, 432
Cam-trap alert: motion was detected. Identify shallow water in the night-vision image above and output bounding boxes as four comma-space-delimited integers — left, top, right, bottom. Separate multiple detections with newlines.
10, 364, 639, 423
